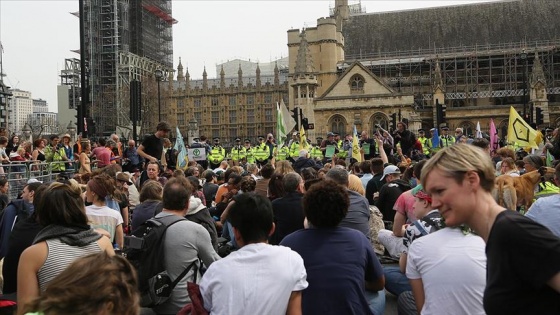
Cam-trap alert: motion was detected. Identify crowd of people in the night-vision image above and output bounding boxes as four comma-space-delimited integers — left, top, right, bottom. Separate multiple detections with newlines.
0, 120, 559, 315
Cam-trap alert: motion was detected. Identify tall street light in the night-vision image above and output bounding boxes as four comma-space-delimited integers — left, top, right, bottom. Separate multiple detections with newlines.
154, 69, 164, 122
520, 51, 528, 121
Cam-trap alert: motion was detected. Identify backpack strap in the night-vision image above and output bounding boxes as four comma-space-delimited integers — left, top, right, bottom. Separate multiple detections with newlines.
170, 260, 198, 290
412, 220, 429, 236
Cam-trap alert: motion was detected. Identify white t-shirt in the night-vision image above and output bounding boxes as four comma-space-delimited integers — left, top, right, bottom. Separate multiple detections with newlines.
200, 243, 308, 315
85, 204, 123, 242
406, 228, 487, 315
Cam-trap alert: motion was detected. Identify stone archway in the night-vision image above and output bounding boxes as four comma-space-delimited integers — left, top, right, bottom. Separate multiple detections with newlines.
497, 119, 509, 140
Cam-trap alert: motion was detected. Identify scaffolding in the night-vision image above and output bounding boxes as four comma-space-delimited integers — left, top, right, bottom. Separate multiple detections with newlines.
84, 0, 175, 136
59, 58, 81, 110
341, 39, 560, 107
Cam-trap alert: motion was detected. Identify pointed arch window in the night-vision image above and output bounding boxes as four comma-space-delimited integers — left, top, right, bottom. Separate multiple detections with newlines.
350, 74, 365, 94
330, 115, 347, 136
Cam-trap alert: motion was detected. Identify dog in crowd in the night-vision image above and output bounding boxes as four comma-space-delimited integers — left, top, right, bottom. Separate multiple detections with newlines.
493, 166, 556, 210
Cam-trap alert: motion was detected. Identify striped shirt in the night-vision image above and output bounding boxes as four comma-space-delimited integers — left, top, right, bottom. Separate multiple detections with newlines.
37, 238, 101, 291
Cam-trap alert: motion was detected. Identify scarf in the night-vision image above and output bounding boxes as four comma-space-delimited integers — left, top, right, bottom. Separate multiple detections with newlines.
33, 224, 102, 247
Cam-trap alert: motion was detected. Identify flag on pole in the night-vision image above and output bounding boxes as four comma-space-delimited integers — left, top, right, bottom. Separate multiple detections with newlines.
507, 106, 539, 149
299, 125, 308, 151
277, 100, 296, 147
475, 121, 483, 139
352, 125, 362, 162
489, 119, 500, 154
431, 128, 440, 149
174, 127, 189, 170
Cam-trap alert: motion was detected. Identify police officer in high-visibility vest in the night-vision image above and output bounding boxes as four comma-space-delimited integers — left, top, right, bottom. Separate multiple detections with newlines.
274, 145, 290, 161
440, 126, 455, 148
207, 137, 225, 169
288, 132, 300, 162
417, 129, 430, 157
310, 137, 324, 160
254, 136, 271, 167
244, 139, 256, 164
230, 138, 246, 165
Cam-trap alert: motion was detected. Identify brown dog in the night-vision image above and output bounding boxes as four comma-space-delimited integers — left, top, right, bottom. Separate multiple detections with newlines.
493, 167, 556, 210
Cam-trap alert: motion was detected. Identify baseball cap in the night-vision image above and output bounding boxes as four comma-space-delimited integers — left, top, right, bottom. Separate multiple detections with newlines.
27, 178, 43, 184
380, 165, 401, 181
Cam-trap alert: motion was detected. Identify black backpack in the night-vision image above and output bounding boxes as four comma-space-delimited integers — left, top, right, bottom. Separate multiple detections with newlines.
124, 215, 197, 307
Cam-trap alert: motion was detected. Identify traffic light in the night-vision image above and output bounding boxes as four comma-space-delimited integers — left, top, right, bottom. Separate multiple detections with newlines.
302, 118, 309, 130
391, 113, 397, 131
536, 107, 544, 125
291, 107, 300, 130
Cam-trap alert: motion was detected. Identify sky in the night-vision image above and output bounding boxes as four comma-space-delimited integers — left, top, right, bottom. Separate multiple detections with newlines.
0, 0, 501, 113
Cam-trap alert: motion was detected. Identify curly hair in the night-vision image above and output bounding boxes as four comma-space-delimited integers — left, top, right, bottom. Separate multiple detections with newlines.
303, 180, 349, 228
21, 252, 139, 315
240, 176, 257, 193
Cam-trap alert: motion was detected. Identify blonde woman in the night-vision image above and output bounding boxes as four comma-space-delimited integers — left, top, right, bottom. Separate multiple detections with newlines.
421, 144, 560, 315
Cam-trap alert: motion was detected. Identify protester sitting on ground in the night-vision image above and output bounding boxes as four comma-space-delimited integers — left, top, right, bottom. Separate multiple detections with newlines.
275, 160, 295, 175
267, 173, 285, 202
17, 181, 114, 311
150, 178, 220, 315
293, 149, 316, 174
85, 174, 124, 249
526, 163, 560, 237
383, 184, 444, 303
421, 144, 560, 315
130, 180, 163, 232
281, 180, 385, 315
220, 176, 256, 248
145, 161, 167, 188
200, 193, 308, 315
270, 172, 305, 245
20, 252, 139, 315
499, 157, 520, 177
1, 183, 46, 295
0, 182, 41, 259
300, 167, 318, 182
213, 168, 242, 205
378, 161, 425, 259
403, 212, 486, 315
187, 175, 206, 206
255, 163, 274, 198
202, 170, 219, 205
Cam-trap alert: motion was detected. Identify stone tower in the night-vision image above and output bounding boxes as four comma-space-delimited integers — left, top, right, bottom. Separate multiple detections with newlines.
529, 52, 550, 125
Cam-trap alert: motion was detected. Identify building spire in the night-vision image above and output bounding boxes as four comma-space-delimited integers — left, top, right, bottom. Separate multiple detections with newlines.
238, 64, 243, 88
185, 67, 190, 91
202, 66, 208, 90
530, 52, 546, 86
177, 57, 184, 81
433, 59, 444, 92
294, 29, 315, 75
256, 63, 261, 87
274, 62, 280, 86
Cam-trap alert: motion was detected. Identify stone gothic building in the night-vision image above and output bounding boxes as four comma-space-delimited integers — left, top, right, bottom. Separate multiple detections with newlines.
168, 0, 560, 142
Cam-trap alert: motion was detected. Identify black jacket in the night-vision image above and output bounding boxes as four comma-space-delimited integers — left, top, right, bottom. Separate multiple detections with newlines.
375, 179, 411, 222
293, 157, 316, 174
270, 192, 305, 245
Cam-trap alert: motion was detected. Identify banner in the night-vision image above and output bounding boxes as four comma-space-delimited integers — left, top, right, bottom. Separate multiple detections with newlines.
489, 119, 500, 154
188, 148, 207, 161
507, 106, 539, 149
173, 127, 188, 170
277, 100, 296, 146
352, 125, 362, 162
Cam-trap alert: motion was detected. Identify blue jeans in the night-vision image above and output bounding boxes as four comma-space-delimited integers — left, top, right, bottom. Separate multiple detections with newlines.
383, 265, 411, 296
365, 289, 385, 315
222, 221, 238, 249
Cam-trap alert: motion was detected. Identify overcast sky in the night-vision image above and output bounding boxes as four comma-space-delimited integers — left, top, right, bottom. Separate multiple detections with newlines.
0, 0, 499, 113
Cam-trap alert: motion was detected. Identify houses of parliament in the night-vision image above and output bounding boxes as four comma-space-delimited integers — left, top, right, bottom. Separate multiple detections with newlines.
164, 0, 560, 145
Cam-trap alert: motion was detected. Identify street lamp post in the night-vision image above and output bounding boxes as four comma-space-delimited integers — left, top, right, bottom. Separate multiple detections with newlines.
520, 51, 528, 122
67, 121, 77, 143
154, 69, 164, 122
